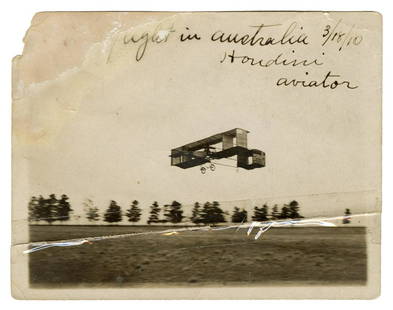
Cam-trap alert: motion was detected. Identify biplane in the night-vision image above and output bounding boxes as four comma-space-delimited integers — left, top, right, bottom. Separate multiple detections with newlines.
170, 128, 265, 174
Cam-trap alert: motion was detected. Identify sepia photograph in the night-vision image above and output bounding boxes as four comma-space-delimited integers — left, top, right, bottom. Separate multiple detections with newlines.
11, 11, 381, 299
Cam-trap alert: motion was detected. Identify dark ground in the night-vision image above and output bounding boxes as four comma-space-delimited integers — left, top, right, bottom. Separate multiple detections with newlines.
29, 225, 367, 287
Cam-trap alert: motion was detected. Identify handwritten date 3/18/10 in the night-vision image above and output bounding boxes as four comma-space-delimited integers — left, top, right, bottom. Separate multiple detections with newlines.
322, 19, 363, 51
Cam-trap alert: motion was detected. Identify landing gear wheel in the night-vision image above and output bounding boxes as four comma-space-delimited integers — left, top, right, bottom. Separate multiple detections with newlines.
200, 166, 207, 174
209, 163, 216, 171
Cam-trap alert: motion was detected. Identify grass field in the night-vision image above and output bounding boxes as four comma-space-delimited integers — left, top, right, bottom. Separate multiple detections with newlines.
29, 225, 367, 287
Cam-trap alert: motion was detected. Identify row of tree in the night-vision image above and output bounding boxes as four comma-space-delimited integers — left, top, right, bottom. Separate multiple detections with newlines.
28, 194, 73, 224
28, 195, 306, 225
230, 200, 303, 223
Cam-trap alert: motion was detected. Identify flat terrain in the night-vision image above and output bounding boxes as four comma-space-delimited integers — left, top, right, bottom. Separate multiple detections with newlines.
29, 225, 367, 287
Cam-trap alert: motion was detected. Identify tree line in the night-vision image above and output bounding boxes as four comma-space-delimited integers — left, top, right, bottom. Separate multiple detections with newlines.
28, 194, 73, 224
28, 195, 307, 225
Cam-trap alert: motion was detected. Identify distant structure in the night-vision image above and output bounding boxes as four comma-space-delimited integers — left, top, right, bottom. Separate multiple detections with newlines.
170, 128, 265, 173
343, 208, 351, 224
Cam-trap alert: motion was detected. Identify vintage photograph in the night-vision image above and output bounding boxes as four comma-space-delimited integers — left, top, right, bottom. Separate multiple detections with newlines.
12, 11, 381, 299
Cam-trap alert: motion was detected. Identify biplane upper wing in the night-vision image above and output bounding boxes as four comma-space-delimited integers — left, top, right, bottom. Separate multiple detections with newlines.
170, 128, 265, 170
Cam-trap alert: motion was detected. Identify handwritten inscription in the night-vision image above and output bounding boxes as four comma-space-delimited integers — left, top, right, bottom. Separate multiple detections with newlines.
211, 22, 309, 47
220, 49, 323, 68
180, 27, 201, 42
322, 19, 363, 51
122, 23, 175, 61
117, 19, 363, 90
276, 71, 358, 89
